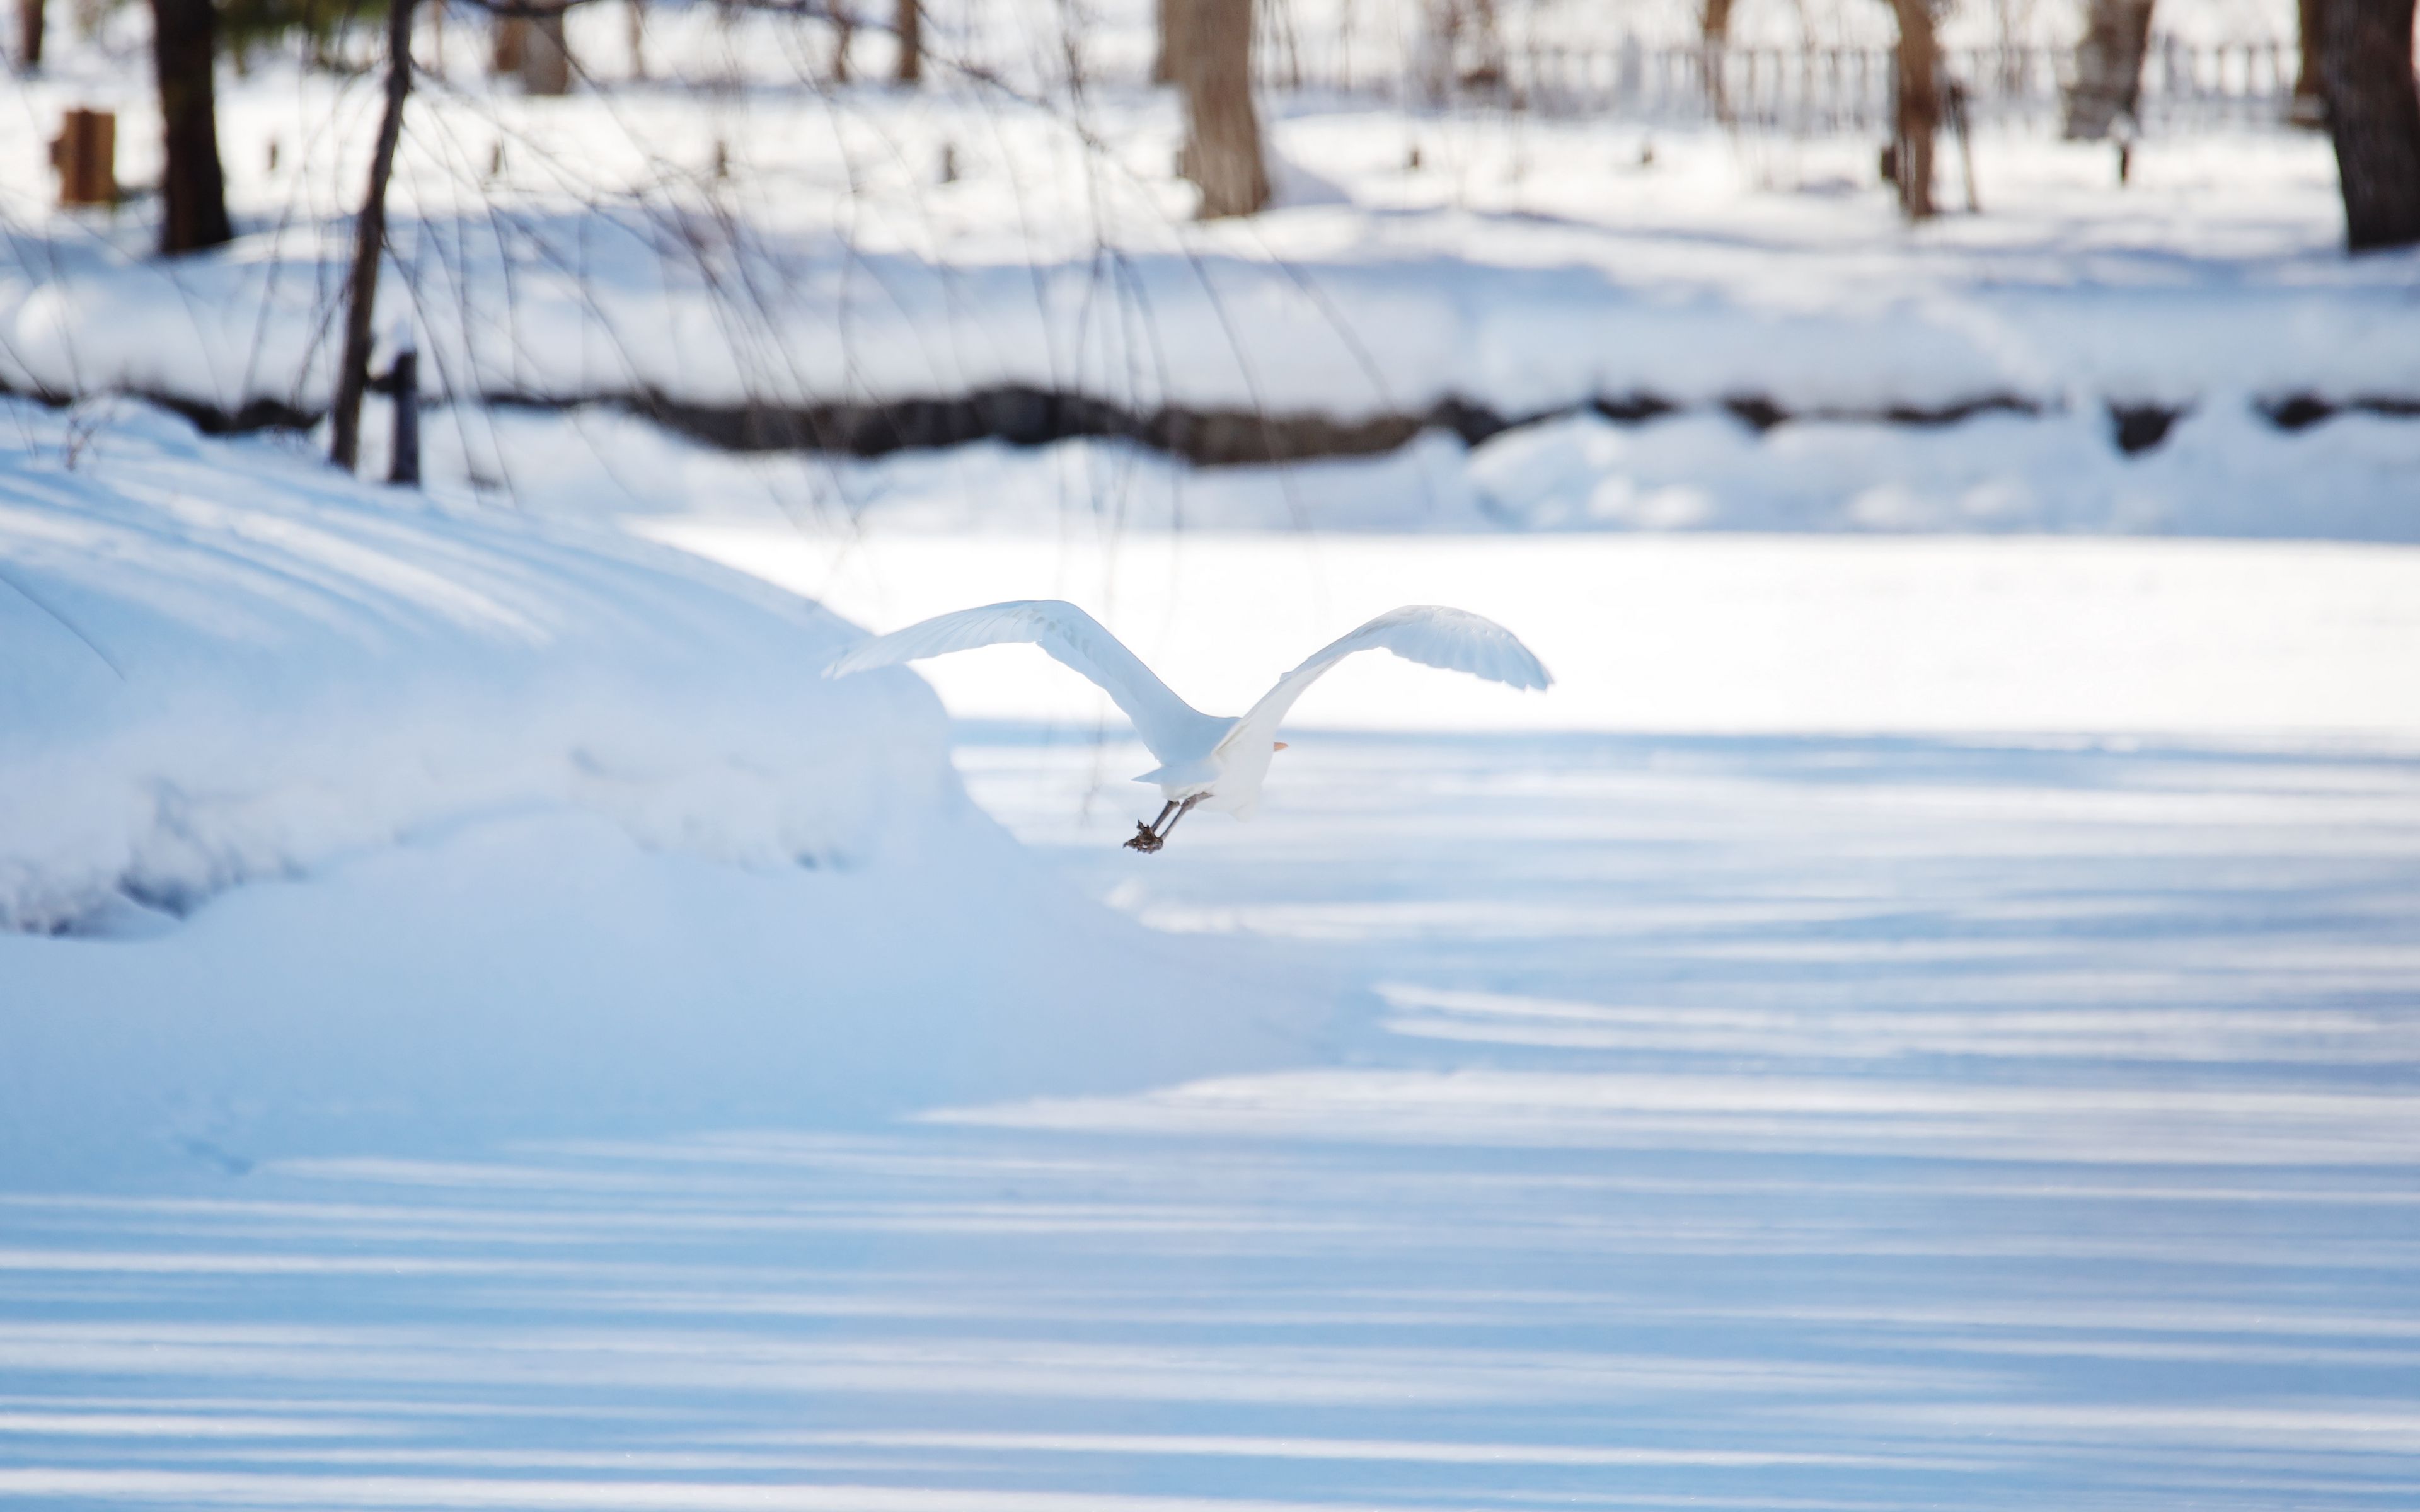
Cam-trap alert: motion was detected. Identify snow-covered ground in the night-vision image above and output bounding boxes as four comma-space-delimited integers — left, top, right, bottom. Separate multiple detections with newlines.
660, 524, 2420, 736
5, 6, 2416, 542
4, 724, 2416, 1509
8, 110, 2402, 425
6, 4, 2418, 1501
5, 407, 2417, 1509
0, 399, 1322, 1187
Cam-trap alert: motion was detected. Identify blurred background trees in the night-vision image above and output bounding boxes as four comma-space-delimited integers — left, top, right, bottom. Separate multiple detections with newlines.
147, 0, 230, 251
2323, 0, 2420, 246
1172, 0, 1270, 215
32, 0, 2420, 259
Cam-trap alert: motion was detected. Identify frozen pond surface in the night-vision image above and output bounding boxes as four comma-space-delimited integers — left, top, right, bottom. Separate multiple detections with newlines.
6, 729, 2420, 1509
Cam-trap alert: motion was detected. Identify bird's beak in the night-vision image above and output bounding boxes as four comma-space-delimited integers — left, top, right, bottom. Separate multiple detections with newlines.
1272, 742, 1288, 751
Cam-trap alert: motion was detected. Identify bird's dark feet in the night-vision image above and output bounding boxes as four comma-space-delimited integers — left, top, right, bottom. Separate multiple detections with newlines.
1124, 823, 1165, 854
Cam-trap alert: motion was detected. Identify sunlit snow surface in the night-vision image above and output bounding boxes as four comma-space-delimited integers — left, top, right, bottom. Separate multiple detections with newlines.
6, 728, 2417, 1509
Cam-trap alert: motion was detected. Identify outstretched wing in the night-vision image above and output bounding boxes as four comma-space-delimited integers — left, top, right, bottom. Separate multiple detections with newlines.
824, 600, 1232, 764
1227, 605, 1551, 753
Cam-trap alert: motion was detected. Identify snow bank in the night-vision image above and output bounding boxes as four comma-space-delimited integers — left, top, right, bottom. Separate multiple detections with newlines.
404, 394, 2420, 543
11, 212, 2416, 428
0, 398, 949, 934
0, 399, 1326, 1186
1, 90, 2410, 437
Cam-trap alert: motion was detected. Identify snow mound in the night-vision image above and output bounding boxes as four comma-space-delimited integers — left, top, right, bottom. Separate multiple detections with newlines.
0, 399, 1328, 1186
408, 396, 2420, 544
0, 398, 947, 934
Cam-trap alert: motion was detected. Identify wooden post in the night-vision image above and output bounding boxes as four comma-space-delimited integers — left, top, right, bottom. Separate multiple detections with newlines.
893, 0, 916, 84
16, 0, 41, 70
386, 336, 420, 488
55, 108, 115, 205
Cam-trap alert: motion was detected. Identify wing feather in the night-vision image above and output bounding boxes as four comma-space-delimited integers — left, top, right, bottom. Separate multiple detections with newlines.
825, 600, 1231, 763
1226, 605, 1550, 753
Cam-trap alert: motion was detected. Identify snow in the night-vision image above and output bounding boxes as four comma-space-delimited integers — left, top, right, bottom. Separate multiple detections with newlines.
3, 404, 2416, 1509
0, 399, 1323, 1186
9, 121, 2407, 423
4, 723, 2416, 1509
0, 398, 946, 933
3, 34, 2412, 500
411, 395, 2420, 542
5, 8, 2419, 1505
655, 526, 2420, 737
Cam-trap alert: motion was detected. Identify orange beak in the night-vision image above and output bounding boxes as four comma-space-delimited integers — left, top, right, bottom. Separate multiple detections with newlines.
1272, 742, 1289, 751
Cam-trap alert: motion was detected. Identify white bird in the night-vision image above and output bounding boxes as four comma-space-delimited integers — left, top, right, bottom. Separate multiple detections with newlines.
826, 601, 1552, 851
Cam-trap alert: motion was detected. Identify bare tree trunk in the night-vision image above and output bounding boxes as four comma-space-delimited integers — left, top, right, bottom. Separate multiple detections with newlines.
329, 0, 418, 474
1460, 0, 1506, 89
522, 5, 570, 93
829, 4, 853, 83
1887, 0, 1939, 220
893, 0, 916, 82
2291, 0, 2327, 123
1699, 0, 1734, 120
149, 0, 232, 255
2324, 0, 2420, 250
17, 0, 42, 69
626, 0, 645, 80
2061, 0, 2154, 139
1153, 0, 1175, 83
1175, 0, 1269, 217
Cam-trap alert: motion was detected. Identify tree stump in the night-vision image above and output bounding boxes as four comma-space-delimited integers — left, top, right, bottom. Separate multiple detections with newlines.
54, 107, 114, 206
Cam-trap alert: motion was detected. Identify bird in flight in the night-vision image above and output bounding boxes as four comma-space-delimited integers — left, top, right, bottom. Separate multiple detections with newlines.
826, 601, 1552, 852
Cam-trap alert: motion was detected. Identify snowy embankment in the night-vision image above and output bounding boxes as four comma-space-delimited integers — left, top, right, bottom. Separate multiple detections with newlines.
4, 55, 2416, 500
424, 394, 2420, 541
0, 400, 1320, 1187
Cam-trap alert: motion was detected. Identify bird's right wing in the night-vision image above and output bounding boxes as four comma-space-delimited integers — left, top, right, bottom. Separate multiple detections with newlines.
824, 600, 1231, 763
1227, 604, 1552, 755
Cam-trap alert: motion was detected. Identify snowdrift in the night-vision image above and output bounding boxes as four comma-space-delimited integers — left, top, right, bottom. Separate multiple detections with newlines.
0, 402, 948, 934
0, 400, 1324, 1186
418, 398, 2420, 543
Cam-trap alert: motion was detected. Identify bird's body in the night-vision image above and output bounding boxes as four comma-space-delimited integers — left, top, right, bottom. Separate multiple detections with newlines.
826, 600, 1551, 849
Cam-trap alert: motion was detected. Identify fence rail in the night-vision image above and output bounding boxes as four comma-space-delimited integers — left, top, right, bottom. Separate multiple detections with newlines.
1253, 36, 2312, 134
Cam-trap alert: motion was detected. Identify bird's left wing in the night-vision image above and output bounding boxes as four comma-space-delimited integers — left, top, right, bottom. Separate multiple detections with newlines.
824, 600, 1231, 763
1228, 605, 1551, 752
